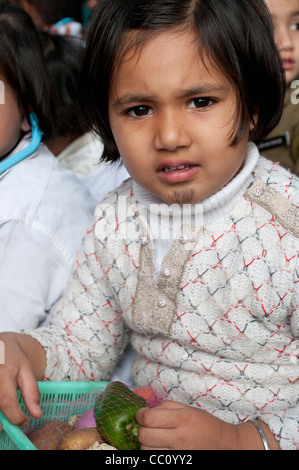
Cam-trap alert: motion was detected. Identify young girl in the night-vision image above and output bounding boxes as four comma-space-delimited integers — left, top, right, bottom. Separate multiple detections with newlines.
0, 0, 298, 450
0, 0, 96, 331
259, 0, 299, 174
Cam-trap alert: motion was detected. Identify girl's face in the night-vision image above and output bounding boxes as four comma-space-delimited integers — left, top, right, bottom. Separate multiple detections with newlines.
265, 0, 299, 84
0, 77, 30, 159
108, 29, 251, 205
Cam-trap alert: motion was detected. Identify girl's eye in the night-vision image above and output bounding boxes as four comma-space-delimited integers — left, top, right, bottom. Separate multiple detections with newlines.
126, 105, 153, 117
188, 97, 214, 109
291, 22, 299, 31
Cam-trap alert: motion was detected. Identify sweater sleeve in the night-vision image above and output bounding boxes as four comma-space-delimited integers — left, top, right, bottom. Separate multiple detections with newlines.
23, 220, 129, 382
258, 254, 299, 451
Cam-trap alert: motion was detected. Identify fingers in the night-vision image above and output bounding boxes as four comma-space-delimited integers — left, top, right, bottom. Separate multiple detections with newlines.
138, 426, 173, 449
0, 333, 42, 426
0, 360, 41, 426
136, 401, 186, 428
136, 401, 191, 450
0, 377, 29, 426
18, 365, 42, 421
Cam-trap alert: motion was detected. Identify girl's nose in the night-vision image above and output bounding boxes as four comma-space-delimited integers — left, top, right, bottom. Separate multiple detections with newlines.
154, 111, 191, 151
276, 25, 293, 52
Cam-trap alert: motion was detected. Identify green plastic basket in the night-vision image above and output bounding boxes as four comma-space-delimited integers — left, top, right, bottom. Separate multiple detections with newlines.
0, 381, 109, 450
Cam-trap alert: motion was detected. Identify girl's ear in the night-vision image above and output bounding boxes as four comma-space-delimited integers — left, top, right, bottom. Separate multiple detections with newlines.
21, 113, 31, 133
250, 113, 258, 132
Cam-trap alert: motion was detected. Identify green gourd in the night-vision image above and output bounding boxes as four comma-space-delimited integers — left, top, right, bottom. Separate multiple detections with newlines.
94, 381, 147, 450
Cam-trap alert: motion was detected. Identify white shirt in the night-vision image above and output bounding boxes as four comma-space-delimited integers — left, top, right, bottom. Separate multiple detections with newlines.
57, 132, 104, 179
82, 161, 130, 201
0, 136, 97, 331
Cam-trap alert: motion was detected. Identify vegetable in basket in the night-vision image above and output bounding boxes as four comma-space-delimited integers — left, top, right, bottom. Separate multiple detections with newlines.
75, 408, 96, 430
28, 420, 73, 450
59, 427, 102, 450
94, 381, 147, 450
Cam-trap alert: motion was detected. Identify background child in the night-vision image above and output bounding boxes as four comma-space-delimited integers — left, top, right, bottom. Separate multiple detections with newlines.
81, 0, 99, 28
37, 29, 130, 200
0, 0, 298, 450
12, 0, 85, 38
259, 0, 299, 175
38, 31, 103, 178
0, 0, 96, 331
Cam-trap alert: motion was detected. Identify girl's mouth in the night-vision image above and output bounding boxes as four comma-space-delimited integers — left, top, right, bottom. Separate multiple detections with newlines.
158, 163, 199, 183
163, 164, 193, 173
283, 58, 294, 71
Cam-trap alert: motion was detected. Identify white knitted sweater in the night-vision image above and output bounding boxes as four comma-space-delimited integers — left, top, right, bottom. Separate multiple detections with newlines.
26, 143, 299, 450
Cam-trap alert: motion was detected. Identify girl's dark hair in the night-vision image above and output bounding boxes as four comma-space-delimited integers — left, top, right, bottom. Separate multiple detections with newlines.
38, 32, 88, 139
80, 0, 285, 163
0, 0, 55, 139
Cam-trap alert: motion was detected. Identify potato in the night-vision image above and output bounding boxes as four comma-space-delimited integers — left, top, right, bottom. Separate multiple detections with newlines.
58, 427, 103, 450
28, 420, 71, 450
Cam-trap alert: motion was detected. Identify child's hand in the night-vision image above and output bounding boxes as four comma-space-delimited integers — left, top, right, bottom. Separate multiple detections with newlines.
136, 400, 238, 450
0, 332, 46, 426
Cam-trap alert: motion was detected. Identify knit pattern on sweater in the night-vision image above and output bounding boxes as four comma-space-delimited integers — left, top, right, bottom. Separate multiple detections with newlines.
27, 156, 299, 450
